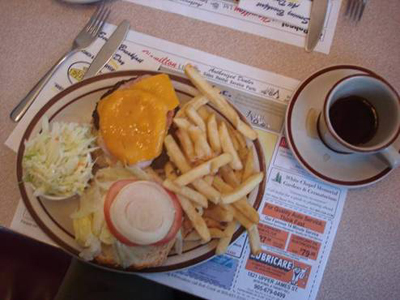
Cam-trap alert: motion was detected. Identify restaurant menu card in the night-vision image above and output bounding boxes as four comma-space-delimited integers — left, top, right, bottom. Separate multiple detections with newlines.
124, 0, 342, 54
6, 24, 348, 300
238, 0, 313, 29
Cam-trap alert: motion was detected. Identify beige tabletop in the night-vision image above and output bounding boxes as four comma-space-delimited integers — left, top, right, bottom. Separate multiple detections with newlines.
1, 0, 400, 299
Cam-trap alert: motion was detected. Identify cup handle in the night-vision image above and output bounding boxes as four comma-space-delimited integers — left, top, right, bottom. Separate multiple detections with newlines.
379, 145, 400, 168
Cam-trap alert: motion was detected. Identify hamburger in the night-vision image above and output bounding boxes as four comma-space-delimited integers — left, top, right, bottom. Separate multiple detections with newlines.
73, 74, 184, 269
92, 74, 179, 168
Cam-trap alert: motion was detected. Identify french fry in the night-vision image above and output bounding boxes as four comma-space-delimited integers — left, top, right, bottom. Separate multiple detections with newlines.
242, 147, 255, 182
232, 199, 260, 224
209, 228, 228, 238
207, 114, 221, 154
164, 135, 220, 202
234, 129, 247, 149
177, 195, 211, 242
184, 65, 237, 123
238, 147, 249, 165
234, 170, 242, 184
219, 122, 243, 170
163, 66, 264, 257
192, 179, 220, 204
189, 125, 212, 159
175, 109, 185, 119
210, 153, 232, 174
227, 126, 240, 151
203, 204, 234, 222
177, 95, 208, 120
184, 64, 257, 140
220, 165, 240, 187
187, 106, 206, 132
175, 162, 211, 186
236, 120, 258, 141
176, 129, 195, 162
144, 167, 163, 184
213, 176, 260, 224
164, 135, 191, 173
184, 230, 202, 241
164, 162, 178, 180
197, 106, 211, 122
204, 217, 226, 230
185, 227, 225, 240
221, 172, 264, 204
188, 95, 209, 110
174, 118, 192, 130
203, 175, 215, 186
213, 175, 234, 193
175, 101, 191, 118
193, 144, 205, 160
221, 202, 234, 212
248, 224, 262, 255
231, 206, 253, 230
216, 221, 237, 255
174, 154, 232, 186
163, 179, 208, 208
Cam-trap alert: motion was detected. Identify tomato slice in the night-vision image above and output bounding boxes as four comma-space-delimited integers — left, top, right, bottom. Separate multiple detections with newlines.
104, 179, 182, 247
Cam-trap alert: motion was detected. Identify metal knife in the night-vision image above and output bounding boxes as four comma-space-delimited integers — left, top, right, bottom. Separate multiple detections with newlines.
305, 0, 329, 52
83, 20, 130, 79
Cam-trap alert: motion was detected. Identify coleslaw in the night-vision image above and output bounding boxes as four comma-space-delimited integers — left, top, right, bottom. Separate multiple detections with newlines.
22, 117, 97, 198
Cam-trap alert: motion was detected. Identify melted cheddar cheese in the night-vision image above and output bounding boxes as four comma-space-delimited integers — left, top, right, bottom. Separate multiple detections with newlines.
129, 74, 179, 111
98, 88, 172, 165
97, 74, 179, 165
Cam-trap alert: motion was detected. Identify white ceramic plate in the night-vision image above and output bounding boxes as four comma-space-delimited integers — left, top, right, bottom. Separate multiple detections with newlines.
17, 70, 266, 272
285, 65, 400, 188
62, 0, 102, 4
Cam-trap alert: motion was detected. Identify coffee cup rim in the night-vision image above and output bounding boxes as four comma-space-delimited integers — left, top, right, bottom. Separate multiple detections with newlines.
323, 73, 400, 153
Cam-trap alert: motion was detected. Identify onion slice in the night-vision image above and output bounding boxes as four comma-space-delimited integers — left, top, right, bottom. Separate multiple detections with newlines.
104, 180, 182, 246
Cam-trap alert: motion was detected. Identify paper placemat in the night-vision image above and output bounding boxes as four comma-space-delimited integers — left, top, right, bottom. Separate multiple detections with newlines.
6, 25, 347, 300
238, 0, 312, 29
125, 0, 342, 54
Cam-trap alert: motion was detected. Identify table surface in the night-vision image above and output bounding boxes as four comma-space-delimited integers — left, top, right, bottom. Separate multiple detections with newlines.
1, 1, 400, 299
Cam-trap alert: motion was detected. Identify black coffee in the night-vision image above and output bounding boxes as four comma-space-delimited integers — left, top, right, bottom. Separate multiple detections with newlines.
329, 96, 378, 145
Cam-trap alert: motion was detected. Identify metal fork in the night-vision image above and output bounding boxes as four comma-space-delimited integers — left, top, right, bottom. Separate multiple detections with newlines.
10, 2, 111, 122
345, 0, 368, 22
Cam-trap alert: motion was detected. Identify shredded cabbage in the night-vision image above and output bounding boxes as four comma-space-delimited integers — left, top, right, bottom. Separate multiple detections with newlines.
71, 165, 140, 259
174, 229, 183, 255
22, 117, 96, 197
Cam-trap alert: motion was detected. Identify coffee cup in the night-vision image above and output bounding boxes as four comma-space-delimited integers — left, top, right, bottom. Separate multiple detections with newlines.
317, 74, 400, 168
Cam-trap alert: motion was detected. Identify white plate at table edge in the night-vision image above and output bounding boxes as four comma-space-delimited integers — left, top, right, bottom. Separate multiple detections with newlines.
285, 65, 400, 189
62, 0, 102, 4
16, 70, 266, 273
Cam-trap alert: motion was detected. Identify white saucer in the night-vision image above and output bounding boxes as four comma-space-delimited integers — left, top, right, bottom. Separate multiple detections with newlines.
285, 65, 400, 188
